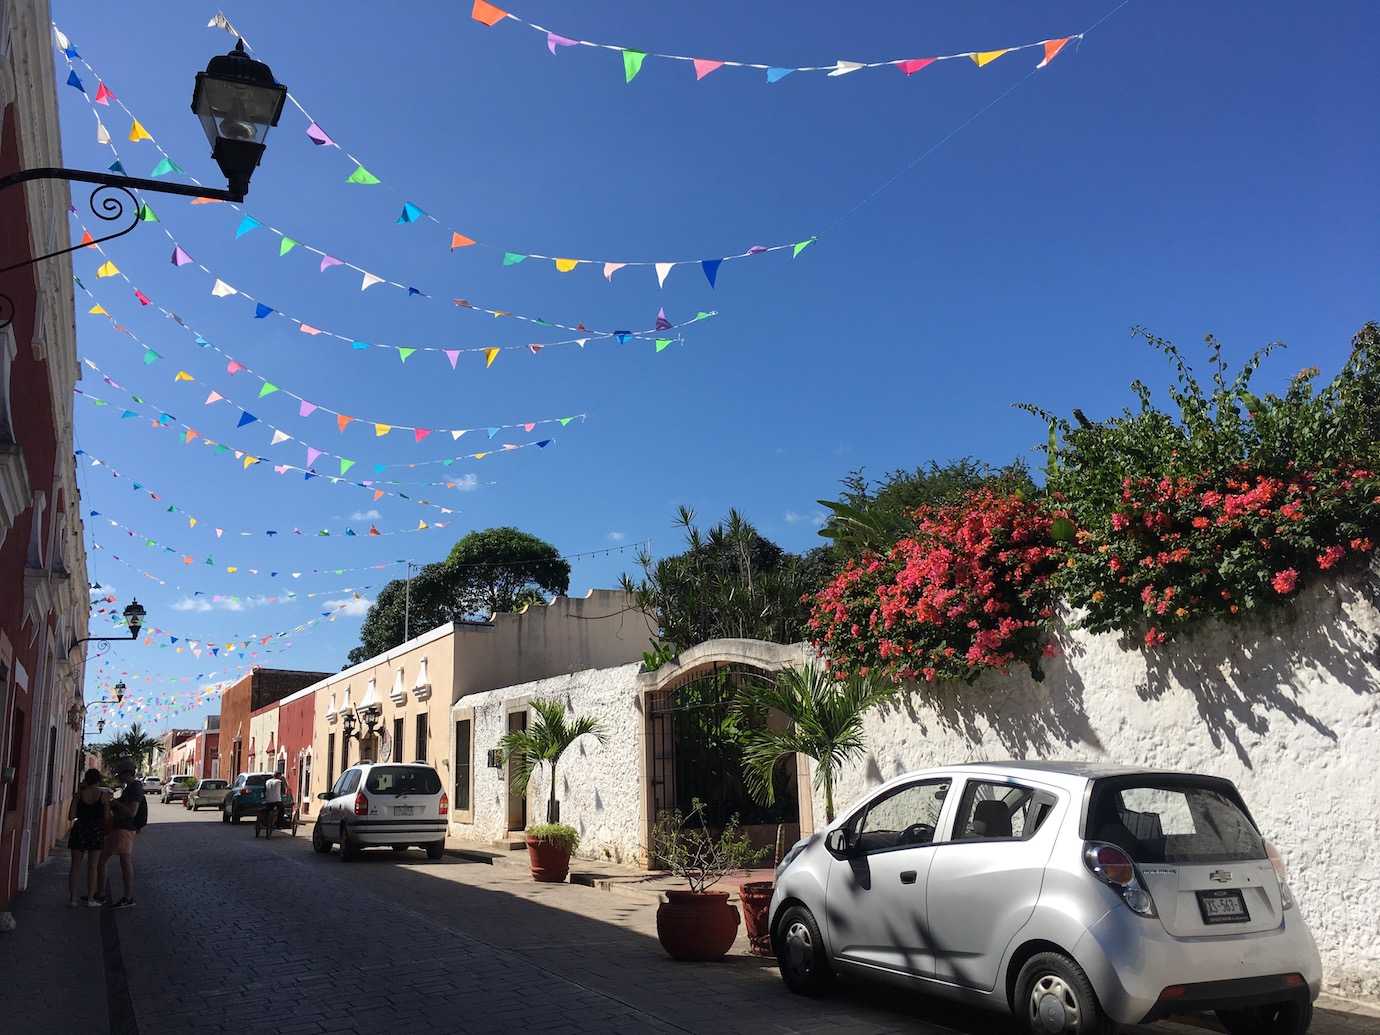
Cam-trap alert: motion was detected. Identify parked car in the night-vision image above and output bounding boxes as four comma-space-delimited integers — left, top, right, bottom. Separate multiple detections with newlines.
141, 775, 163, 797
164, 775, 197, 805
311, 762, 447, 862
221, 772, 281, 824
186, 778, 230, 811
769, 762, 1320, 1035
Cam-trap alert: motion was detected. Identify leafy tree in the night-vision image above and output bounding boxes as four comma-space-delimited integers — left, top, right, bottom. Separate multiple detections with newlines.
818, 459, 1035, 559
735, 663, 896, 823
621, 507, 819, 649
348, 527, 570, 665
499, 698, 607, 824
93, 722, 159, 774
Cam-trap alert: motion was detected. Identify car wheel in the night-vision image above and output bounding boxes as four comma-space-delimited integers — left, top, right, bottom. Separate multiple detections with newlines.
340, 826, 360, 862
392, 844, 410, 854
1016, 952, 1115, 1035
1217, 1001, 1313, 1035
425, 841, 444, 860
311, 825, 332, 855
221, 808, 229, 824
231, 807, 242, 824
774, 904, 833, 996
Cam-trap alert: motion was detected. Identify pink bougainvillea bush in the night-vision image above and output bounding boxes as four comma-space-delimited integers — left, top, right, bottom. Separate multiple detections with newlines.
808, 490, 1066, 683
1035, 324, 1380, 647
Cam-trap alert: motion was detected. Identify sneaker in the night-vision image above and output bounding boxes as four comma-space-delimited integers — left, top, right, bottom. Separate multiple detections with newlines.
113, 898, 135, 909
68, 899, 79, 908
86, 898, 102, 908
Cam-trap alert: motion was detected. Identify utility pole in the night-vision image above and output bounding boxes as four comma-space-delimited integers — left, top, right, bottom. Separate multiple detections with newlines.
403, 561, 415, 643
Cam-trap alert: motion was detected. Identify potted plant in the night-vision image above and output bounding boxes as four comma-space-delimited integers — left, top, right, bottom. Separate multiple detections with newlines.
652, 799, 765, 961
500, 697, 608, 883
732, 663, 897, 954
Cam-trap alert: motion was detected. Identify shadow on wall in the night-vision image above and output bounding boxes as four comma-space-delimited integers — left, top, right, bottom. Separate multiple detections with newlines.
870, 566, 1379, 772
1137, 572, 1380, 768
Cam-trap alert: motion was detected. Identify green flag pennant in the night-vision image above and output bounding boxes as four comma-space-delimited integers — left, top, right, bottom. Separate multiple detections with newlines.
339, 458, 355, 475
138, 202, 158, 222
792, 236, 817, 258
655, 338, 673, 353
623, 48, 647, 83
559, 417, 574, 426
150, 157, 181, 177
502, 251, 527, 266
142, 348, 160, 365
397, 347, 416, 363
279, 237, 298, 256
258, 382, 279, 398
345, 164, 380, 185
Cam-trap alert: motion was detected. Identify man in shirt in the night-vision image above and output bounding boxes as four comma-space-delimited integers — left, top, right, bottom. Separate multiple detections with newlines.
99, 760, 146, 907
262, 772, 285, 836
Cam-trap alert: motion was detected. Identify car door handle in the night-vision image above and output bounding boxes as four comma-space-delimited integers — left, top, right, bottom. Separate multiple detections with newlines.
900, 870, 917, 884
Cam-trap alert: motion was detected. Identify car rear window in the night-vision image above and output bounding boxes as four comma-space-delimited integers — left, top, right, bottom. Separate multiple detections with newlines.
1088, 780, 1264, 864
246, 774, 270, 786
202, 781, 227, 789
365, 766, 441, 795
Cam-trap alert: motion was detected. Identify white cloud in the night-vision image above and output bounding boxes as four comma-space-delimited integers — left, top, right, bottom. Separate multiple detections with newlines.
607, 531, 626, 542
785, 511, 826, 527
349, 508, 382, 521
171, 594, 292, 612
325, 595, 373, 616
89, 584, 115, 598
449, 473, 479, 492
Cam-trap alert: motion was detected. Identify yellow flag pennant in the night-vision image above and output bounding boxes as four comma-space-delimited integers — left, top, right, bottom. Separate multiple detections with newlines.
174, 370, 194, 382
374, 423, 391, 437
554, 258, 579, 273
970, 49, 1010, 67
96, 260, 119, 278
484, 347, 500, 368
88, 304, 107, 315
128, 119, 152, 142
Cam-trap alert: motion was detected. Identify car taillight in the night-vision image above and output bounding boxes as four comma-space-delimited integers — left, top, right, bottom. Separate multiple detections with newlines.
353, 791, 369, 816
439, 792, 449, 816
1265, 840, 1295, 910
1084, 842, 1156, 917
239, 787, 250, 796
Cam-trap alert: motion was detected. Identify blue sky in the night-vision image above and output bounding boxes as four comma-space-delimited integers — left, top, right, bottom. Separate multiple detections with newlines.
60, 2, 1378, 733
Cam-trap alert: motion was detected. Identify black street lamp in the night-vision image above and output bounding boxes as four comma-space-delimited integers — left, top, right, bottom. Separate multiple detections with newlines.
0, 39, 285, 293
69, 601, 147, 658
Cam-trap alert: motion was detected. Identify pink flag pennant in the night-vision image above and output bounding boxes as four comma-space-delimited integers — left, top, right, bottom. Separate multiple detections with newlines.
204, 391, 223, 405
897, 57, 936, 76
603, 262, 626, 282
528, 344, 543, 354
656, 307, 672, 330
547, 32, 577, 54
298, 400, 317, 418
170, 245, 193, 266
414, 428, 432, 443
94, 82, 114, 105
319, 255, 343, 273
225, 360, 244, 375
693, 59, 724, 80
133, 289, 151, 306
443, 349, 461, 369
299, 324, 322, 335
305, 122, 336, 147
306, 447, 323, 467
523, 422, 536, 432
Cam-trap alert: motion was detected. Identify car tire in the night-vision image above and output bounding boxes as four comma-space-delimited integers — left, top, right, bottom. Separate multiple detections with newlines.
392, 844, 410, 854
774, 904, 834, 997
230, 807, 242, 824
426, 841, 444, 860
311, 825, 332, 855
221, 808, 229, 824
340, 826, 360, 862
1217, 1001, 1314, 1035
1016, 951, 1116, 1035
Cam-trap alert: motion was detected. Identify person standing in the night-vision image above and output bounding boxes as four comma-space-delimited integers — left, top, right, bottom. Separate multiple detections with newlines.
262, 771, 285, 836
98, 761, 147, 907
66, 769, 107, 907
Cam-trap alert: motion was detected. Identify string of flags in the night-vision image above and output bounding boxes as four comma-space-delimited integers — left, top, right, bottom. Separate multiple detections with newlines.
77, 447, 484, 541
75, 357, 562, 498
74, 266, 591, 447
204, 12, 816, 288
57, 32, 744, 309
95, 587, 373, 649
466, 1, 1077, 86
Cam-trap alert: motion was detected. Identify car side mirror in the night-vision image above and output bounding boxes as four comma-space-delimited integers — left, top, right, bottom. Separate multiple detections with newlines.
825, 829, 855, 856
316, 792, 332, 801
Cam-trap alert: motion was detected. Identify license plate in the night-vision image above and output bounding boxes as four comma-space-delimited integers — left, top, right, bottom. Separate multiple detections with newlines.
1197, 888, 1250, 924
394, 805, 415, 816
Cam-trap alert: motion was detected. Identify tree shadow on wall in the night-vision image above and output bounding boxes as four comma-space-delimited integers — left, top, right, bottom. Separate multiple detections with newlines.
881, 628, 1105, 762
1134, 568, 1380, 768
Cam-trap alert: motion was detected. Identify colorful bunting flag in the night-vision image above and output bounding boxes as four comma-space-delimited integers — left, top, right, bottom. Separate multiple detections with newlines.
693, 59, 724, 81
397, 202, 425, 224
554, 258, 579, 273
484, 347, 500, 368
360, 272, 385, 291
95, 260, 119, 278
971, 49, 1010, 67
897, 57, 936, 76
170, 245, 192, 266
128, 119, 151, 142
471, 0, 508, 27
279, 237, 298, 256
449, 232, 475, 250
1038, 37, 1070, 68
210, 279, 237, 297
345, 164, 381, 185
235, 215, 261, 238
305, 122, 335, 147
94, 82, 113, 105
623, 49, 647, 83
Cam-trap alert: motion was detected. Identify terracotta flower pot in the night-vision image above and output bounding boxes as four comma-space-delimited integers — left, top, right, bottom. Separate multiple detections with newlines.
526, 836, 572, 882
656, 890, 740, 961
738, 881, 775, 957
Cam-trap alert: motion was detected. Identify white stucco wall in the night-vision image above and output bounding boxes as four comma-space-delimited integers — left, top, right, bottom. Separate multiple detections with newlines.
450, 663, 645, 864
807, 568, 1380, 1000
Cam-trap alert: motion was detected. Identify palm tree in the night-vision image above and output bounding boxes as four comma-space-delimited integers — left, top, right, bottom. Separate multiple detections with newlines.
500, 698, 608, 825
736, 663, 896, 824
118, 723, 159, 774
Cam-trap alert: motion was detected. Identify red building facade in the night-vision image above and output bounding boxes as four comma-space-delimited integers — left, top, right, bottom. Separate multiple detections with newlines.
0, 0, 91, 927
276, 687, 316, 816
217, 668, 329, 784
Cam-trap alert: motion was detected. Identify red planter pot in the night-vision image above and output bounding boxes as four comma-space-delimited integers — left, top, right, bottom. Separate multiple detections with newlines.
738, 881, 775, 957
526, 837, 572, 882
656, 890, 740, 961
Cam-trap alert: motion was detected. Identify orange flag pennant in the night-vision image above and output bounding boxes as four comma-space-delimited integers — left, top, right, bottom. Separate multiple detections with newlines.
337, 414, 354, 432
1037, 38, 1070, 68
471, 0, 507, 27
450, 232, 475, 250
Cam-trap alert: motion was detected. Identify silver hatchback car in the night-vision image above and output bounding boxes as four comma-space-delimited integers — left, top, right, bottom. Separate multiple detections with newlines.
769, 762, 1321, 1034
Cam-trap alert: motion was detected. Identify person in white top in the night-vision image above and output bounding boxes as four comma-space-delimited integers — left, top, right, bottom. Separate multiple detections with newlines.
262, 773, 285, 832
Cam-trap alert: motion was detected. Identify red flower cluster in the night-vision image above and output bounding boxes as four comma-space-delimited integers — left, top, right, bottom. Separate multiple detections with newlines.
809, 491, 1063, 683
1062, 465, 1380, 646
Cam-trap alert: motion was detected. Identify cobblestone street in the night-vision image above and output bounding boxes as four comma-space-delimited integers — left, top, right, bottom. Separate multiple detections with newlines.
3, 806, 1377, 1035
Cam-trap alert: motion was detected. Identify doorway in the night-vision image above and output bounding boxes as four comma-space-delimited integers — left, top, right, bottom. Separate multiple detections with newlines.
506, 709, 527, 833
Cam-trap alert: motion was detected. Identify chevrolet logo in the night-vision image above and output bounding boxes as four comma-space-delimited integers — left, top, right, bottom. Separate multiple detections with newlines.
1210, 870, 1233, 883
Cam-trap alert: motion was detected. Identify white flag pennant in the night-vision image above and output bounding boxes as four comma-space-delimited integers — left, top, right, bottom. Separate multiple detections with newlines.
655, 261, 674, 288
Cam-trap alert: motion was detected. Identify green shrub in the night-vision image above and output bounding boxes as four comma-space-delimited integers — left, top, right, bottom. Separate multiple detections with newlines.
526, 823, 579, 852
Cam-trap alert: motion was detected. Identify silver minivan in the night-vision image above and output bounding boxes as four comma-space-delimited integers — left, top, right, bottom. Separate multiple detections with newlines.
769, 762, 1321, 1033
